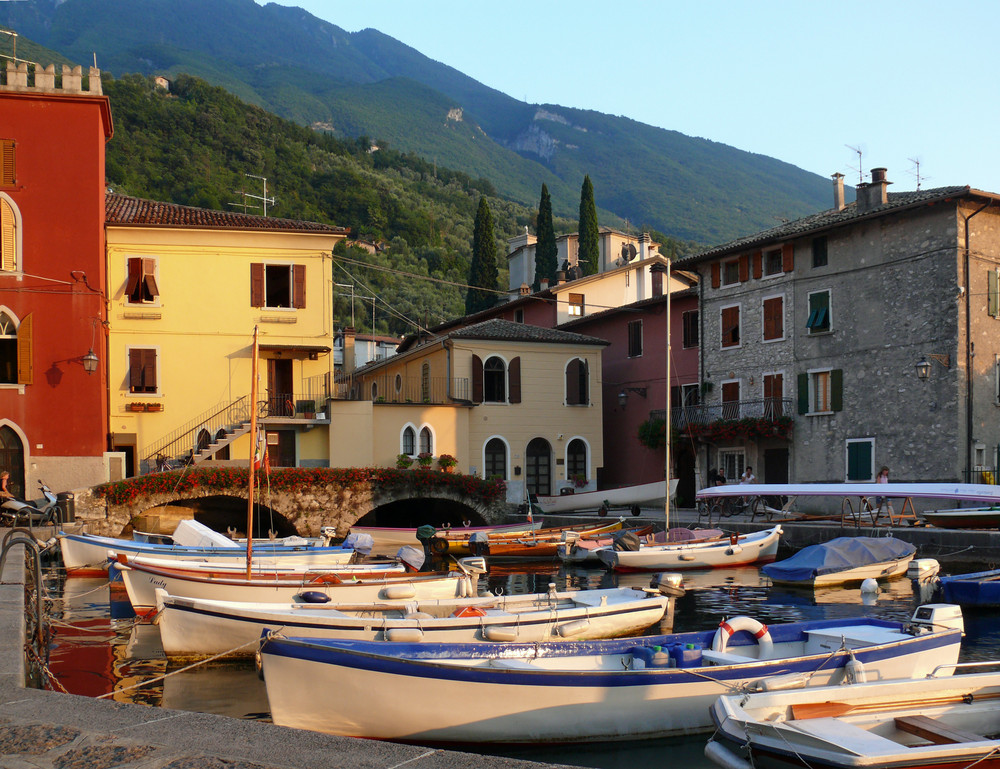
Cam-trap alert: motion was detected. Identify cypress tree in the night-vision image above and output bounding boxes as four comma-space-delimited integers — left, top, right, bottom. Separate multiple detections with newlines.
466, 196, 499, 314
534, 183, 558, 291
577, 175, 600, 276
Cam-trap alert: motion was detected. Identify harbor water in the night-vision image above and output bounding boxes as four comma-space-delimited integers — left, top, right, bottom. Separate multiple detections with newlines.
41, 558, 1000, 769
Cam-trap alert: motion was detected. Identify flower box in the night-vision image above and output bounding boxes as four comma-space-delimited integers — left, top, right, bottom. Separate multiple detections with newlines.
127, 403, 145, 413
145, 403, 163, 412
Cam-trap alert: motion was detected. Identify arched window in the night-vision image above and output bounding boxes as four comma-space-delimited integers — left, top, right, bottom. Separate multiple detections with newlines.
567, 439, 587, 481
484, 438, 507, 480
483, 356, 506, 403
370, 381, 378, 401
402, 425, 416, 455
419, 426, 433, 455
0, 311, 16, 384
196, 429, 211, 453
565, 358, 589, 405
0, 424, 25, 499
1, 196, 19, 273
214, 429, 230, 460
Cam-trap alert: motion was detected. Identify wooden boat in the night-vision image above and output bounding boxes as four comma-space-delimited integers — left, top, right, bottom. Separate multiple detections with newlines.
257, 604, 964, 743
533, 479, 678, 515
939, 567, 1000, 607
439, 519, 627, 559
556, 525, 657, 563
350, 520, 542, 554
154, 583, 679, 658
596, 525, 782, 572
761, 536, 916, 587
121, 554, 408, 579
114, 557, 488, 616
707, 659, 1000, 769
920, 506, 1000, 529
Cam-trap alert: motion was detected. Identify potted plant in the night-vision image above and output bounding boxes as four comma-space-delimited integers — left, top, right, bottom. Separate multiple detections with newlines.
145, 402, 163, 412
127, 402, 144, 413
396, 453, 414, 469
437, 454, 458, 473
416, 452, 434, 469
572, 473, 588, 488
299, 400, 316, 419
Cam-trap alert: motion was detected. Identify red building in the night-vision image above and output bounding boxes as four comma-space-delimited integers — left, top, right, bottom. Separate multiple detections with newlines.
0, 63, 113, 498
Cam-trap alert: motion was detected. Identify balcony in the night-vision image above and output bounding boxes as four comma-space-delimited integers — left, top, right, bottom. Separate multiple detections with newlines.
330, 374, 471, 405
652, 398, 795, 442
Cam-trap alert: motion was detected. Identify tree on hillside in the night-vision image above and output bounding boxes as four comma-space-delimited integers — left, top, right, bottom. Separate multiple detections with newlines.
534, 183, 558, 291
466, 196, 499, 314
577, 175, 600, 277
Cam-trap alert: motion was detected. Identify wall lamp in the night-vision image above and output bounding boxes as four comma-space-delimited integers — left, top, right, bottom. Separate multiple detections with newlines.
81, 349, 99, 374
618, 386, 647, 408
916, 354, 950, 381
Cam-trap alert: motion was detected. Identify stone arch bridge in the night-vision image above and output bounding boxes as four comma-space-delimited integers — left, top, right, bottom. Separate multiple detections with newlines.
70, 468, 510, 539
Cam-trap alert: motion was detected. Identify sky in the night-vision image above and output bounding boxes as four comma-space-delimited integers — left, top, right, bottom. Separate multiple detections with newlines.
266, 0, 1000, 196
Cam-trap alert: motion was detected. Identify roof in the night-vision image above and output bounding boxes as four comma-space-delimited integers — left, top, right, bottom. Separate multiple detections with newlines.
105, 193, 348, 234
676, 186, 998, 265
446, 318, 609, 347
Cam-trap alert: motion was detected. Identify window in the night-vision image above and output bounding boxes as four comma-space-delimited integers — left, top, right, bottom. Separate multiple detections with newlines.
627, 320, 643, 358
763, 373, 784, 418
798, 368, 843, 415
721, 380, 740, 420
721, 305, 740, 348
989, 270, 999, 318
484, 438, 507, 479
419, 426, 433, 455
566, 358, 589, 405
125, 257, 159, 303
846, 439, 874, 481
762, 296, 784, 341
671, 383, 700, 408
763, 249, 783, 276
567, 439, 587, 480
513, 308, 524, 324
1, 195, 18, 272
128, 348, 158, 394
250, 263, 306, 309
370, 382, 378, 400
719, 450, 745, 482
568, 293, 584, 316
722, 260, 740, 286
682, 310, 699, 348
483, 356, 506, 403
0, 311, 17, 384
402, 425, 416, 455
995, 355, 1000, 404
394, 373, 402, 394
806, 290, 831, 333
812, 236, 828, 268
0, 140, 14, 186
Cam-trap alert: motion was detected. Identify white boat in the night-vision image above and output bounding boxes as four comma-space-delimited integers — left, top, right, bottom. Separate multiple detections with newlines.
707, 658, 1000, 769
115, 557, 488, 616
697, 482, 1000, 505
761, 536, 916, 587
596, 525, 782, 572
154, 582, 680, 658
122, 553, 407, 578
257, 604, 963, 743
534, 479, 678, 515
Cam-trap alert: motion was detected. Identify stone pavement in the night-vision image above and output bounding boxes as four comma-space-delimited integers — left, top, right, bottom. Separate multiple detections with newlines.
0, 532, 571, 769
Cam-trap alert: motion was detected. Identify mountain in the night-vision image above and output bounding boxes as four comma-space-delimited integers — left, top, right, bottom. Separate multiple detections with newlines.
0, 0, 842, 245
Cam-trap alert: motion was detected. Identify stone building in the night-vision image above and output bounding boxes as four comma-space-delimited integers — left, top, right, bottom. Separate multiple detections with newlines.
676, 169, 1000, 489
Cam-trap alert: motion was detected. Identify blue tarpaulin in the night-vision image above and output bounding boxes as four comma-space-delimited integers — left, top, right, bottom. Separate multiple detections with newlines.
762, 537, 915, 583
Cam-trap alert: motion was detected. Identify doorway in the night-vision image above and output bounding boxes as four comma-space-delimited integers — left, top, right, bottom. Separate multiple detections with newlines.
526, 438, 552, 497
0, 425, 25, 499
267, 358, 294, 417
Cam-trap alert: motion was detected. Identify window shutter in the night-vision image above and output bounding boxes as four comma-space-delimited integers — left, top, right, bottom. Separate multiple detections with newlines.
763, 297, 782, 340
580, 359, 589, 403
125, 258, 142, 298
145, 349, 157, 392
989, 270, 999, 318
797, 373, 809, 414
292, 264, 306, 308
566, 359, 581, 404
250, 263, 264, 307
508, 356, 521, 403
738, 255, 749, 282
129, 348, 142, 390
16, 312, 32, 385
1, 198, 15, 271
142, 258, 159, 298
752, 251, 762, 279
471, 354, 483, 403
0, 140, 14, 186
782, 243, 794, 272
711, 262, 720, 289
831, 368, 843, 412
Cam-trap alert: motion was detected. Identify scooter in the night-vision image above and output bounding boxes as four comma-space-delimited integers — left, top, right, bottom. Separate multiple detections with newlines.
0, 481, 61, 527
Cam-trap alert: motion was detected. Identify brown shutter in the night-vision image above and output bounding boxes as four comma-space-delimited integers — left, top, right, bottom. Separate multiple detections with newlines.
129, 348, 142, 391
763, 297, 782, 340
566, 359, 580, 404
738, 255, 749, 282
250, 263, 264, 307
292, 264, 306, 308
782, 243, 794, 272
1, 198, 15, 271
471, 354, 483, 403
0, 140, 14, 186
16, 312, 32, 385
752, 250, 762, 279
508, 356, 521, 403
142, 258, 159, 298
144, 349, 157, 392
125, 258, 141, 299
711, 262, 720, 289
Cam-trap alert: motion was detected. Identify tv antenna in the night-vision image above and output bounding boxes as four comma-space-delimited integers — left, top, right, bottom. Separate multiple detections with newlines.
845, 144, 866, 185
334, 282, 377, 329
907, 157, 928, 190
229, 173, 276, 216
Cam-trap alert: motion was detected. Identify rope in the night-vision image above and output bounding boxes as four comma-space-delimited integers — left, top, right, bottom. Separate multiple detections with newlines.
25, 644, 69, 694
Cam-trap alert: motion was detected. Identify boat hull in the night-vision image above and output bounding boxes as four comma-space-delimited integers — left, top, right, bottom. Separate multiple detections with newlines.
534, 479, 676, 514
597, 526, 782, 572
350, 521, 541, 553
940, 568, 1000, 607
768, 557, 913, 587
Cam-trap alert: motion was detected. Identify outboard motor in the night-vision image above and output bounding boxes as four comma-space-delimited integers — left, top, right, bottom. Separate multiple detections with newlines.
342, 532, 374, 558
468, 531, 490, 557
650, 572, 685, 597
613, 529, 641, 552
396, 545, 425, 572
910, 603, 965, 636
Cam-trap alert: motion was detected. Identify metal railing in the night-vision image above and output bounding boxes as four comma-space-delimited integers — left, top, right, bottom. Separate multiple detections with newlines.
331, 375, 471, 405
652, 397, 795, 429
141, 396, 252, 473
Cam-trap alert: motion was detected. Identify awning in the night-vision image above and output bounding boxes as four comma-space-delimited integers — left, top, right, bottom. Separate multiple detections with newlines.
259, 344, 331, 360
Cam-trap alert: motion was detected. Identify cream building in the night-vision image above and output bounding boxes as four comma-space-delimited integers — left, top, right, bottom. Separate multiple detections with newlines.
105, 194, 346, 475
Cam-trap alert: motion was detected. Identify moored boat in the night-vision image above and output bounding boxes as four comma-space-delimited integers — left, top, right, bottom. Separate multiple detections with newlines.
939, 567, 1000, 607
920, 506, 1000, 529
596, 525, 782, 572
442, 519, 629, 559
257, 604, 963, 743
533, 479, 678, 515
349, 520, 542, 554
761, 536, 916, 588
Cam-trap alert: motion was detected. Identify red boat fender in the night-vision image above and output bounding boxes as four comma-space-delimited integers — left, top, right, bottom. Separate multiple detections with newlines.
712, 616, 774, 659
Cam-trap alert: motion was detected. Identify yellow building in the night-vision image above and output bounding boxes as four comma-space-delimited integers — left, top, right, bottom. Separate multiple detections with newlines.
332, 319, 608, 504
105, 194, 346, 475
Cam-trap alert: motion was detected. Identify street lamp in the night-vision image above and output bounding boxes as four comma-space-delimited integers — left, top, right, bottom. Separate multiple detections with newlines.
915, 357, 931, 381
82, 349, 98, 375
618, 386, 647, 408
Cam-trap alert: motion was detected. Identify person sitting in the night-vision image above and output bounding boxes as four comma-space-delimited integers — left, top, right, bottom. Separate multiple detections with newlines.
740, 466, 755, 484
0, 471, 13, 501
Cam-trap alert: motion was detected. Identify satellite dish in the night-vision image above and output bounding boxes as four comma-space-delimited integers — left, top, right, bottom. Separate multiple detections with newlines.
627, 243, 637, 261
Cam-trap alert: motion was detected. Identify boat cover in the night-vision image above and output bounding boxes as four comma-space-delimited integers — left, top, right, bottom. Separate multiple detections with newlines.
761, 536, 915, 582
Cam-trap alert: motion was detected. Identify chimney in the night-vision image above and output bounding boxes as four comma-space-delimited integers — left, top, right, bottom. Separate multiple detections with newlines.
857, 168, 891, 213
555, 270, 566, 286
638, 232, 649, 261
343, 326, 356, 373
540, 278, 550, 291
832, 173, 845, 211
519, 283, 530, 296
650, 263, 666, 297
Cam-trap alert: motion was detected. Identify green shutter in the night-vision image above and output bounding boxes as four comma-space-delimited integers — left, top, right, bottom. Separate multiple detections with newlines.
797, 373, 809, 414
989, 270, 999, 318
831, 369, 843, 412
847, 441, 872, 481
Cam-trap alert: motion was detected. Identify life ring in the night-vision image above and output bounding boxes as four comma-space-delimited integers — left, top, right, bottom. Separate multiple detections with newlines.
712, 616, 774, 659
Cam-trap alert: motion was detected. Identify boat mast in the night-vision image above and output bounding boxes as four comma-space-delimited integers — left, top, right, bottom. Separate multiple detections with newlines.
665, 258, 671, 531
246, 326, 259, 579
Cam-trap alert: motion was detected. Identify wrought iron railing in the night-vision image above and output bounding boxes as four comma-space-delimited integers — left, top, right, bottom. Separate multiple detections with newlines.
331, 375, 471, 405
141, 396, 253, 473
651, 398, 795, 430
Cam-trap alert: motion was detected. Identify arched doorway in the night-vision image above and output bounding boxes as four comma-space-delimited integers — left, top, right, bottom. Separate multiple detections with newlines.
0, 425, 25, 499
526, 437, 552, 497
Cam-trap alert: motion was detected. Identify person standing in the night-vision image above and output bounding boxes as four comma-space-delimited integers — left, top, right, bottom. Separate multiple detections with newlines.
875, 466, 893, 517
